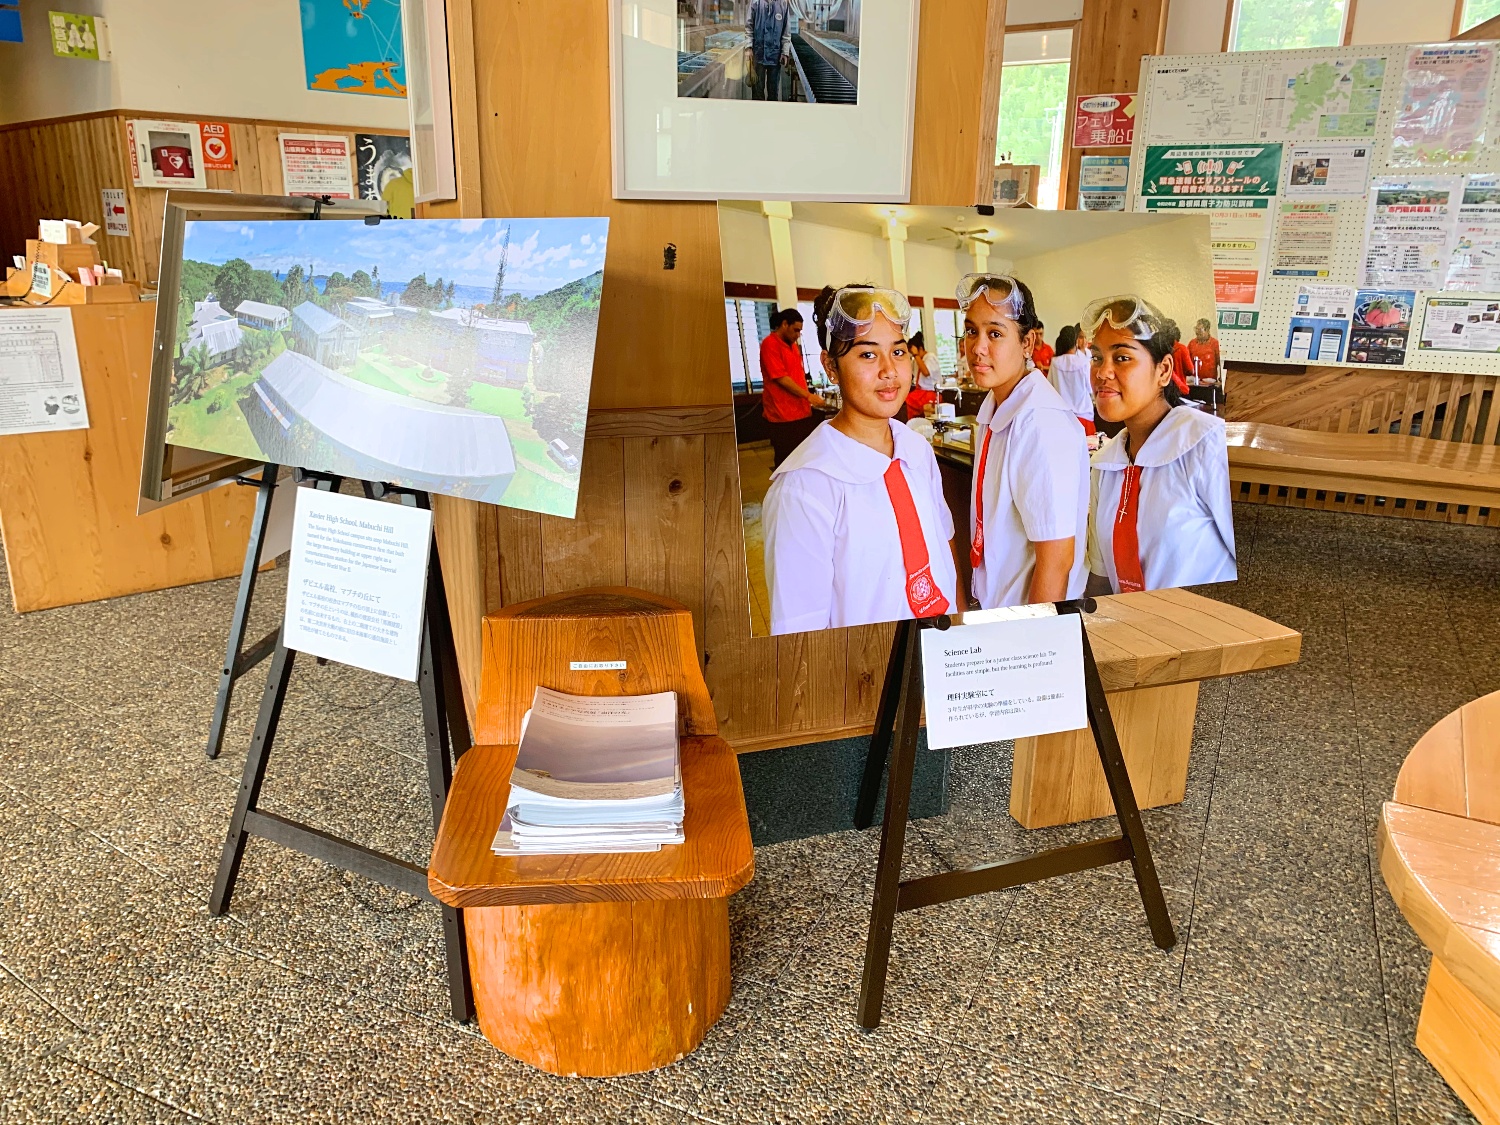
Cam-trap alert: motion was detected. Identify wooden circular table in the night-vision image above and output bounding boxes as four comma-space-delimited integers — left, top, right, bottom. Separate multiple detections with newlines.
428, 589, 755, 1077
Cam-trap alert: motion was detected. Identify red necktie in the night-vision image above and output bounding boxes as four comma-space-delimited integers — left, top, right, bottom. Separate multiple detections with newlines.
883, 460, 950, 618
1112, 465, 1146, 594
970, 427, 993, 568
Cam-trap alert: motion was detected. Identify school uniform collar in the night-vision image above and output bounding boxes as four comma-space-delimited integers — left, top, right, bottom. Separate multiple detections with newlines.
977, 368, 1068, 433
771, 418, 926, 485
1093, 404, 1219, 471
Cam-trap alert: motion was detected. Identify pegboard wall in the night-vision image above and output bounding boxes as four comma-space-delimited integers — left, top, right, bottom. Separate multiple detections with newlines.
1127, 43, 1500, 375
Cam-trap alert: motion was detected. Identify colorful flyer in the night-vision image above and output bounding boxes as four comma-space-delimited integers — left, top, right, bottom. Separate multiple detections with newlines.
1257, 57, 1386, 140
1361, 177, 1462, 290
1418, 295, 1500, 352
1446, 174, 1500, 291
1350, 290, 1416, 365
1283, 142, 1371, 198
1140, 144, 1283, 203
299, 0, 406, 98
1390, 44, 1493, 166
1078, 155, 1129, 212
1272, 202, 1340, 277
1285, 284, 1354, 363
1072, 93, 1136, 149
198, 123, 235, 172
355, 133, 414, 219
278, 133, 354, 198
47, 10, 106, 58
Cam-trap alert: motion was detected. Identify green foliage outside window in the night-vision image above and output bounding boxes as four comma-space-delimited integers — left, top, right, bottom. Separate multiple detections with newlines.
1462, 0, 1500, 29
1230, 0, 1347, 51
996, 61, 1069, 170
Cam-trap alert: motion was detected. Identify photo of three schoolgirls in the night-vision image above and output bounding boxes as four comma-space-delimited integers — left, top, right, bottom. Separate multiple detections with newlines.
721, 204, 1235, 639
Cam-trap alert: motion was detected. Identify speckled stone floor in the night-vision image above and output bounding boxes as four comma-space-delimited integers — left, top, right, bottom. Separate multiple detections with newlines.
1, 503, 1497, 1124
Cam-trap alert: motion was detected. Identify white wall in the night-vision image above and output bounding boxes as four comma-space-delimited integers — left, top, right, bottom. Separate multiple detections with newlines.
1006, 0, 1083, 24
1163, 0, 1465, 57
0, 0, 409, 128
1011, 214, 1218, 344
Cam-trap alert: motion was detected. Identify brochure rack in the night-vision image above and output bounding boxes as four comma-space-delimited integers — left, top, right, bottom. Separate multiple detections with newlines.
852, 601, 1176, 1029
206, 472, 474, 1023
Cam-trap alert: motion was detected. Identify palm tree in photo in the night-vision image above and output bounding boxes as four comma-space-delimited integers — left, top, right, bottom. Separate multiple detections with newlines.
173, 344, 215, 404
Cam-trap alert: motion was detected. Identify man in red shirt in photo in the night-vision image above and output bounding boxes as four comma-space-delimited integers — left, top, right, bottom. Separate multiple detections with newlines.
1187, 318, 1222, 383
760, 308, 825, 466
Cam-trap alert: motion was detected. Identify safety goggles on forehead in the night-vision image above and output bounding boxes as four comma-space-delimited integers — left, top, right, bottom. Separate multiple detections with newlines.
1082, 295, 1166, 342
955, 273, 1025, 317
826, 286, 912, 342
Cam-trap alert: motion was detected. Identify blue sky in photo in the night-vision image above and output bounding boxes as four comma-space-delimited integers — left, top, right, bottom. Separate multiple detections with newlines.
181, 218, 610, 296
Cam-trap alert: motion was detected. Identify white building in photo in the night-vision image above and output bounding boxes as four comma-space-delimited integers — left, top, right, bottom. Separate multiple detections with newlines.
184, 296, 244, 360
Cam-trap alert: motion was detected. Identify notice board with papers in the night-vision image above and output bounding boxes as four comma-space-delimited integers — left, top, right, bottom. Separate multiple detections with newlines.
1126, 41, 1500, 374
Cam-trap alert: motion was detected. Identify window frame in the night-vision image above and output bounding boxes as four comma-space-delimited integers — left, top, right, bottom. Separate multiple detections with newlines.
1222, 0, 1355, 53
998, 21, 1080, 211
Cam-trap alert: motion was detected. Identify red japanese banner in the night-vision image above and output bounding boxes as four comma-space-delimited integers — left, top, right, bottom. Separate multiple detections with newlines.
1072, 93, 1136, 150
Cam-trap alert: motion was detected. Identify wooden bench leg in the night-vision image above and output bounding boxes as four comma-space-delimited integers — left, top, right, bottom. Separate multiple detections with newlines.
1010, 681, 1199, 829
1417, 958, 1500, 1125
465, 897, 732, 1077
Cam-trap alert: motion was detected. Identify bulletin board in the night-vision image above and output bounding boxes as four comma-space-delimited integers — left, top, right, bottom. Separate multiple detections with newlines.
1127, 42, 1500, 374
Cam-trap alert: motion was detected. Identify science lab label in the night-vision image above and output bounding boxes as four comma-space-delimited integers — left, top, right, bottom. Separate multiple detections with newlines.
919, 613, 1087, 749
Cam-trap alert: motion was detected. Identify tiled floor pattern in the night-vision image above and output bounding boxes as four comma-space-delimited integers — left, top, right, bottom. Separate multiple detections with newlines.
0, 503, 1496, 1123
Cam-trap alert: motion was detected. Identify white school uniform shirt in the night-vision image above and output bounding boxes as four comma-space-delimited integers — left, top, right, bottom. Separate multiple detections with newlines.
970, 370, 1090, 609
1049, 349, 1094, 421
1086, 405, 1237, 592
763, 419, 957, 636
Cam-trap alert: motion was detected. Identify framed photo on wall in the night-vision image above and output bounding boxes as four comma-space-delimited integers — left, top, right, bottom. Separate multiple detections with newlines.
609, 0, 919, 201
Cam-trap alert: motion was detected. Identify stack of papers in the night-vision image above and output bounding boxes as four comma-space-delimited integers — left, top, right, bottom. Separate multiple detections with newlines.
491, 687, 684, 856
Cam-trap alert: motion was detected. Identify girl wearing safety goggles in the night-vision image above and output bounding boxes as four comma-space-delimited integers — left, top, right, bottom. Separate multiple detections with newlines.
960, 274, 1090, 609
761, 284, 958, 635
1083, 295, 1236, 595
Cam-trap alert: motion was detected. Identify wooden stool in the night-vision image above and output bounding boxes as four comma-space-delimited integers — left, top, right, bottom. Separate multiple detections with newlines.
428, 588, 754, 1077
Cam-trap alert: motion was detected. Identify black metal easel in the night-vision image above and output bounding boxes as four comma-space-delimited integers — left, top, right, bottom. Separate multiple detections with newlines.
204, 463, 284, 761
852, 600, 1176, 1030
207, 476, 474, 1023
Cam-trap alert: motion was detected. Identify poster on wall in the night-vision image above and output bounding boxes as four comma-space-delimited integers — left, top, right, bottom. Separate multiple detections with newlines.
48, 10, 107, 59
101, 189, 128, 237
1271, 201, 1339, 277
1418, 295, 1500, 352
198, 123, 235, 172
714, 201, 1231, 639
1144, 61, 1263, 143
1361, 177, 1462, 290
1078, 156, 1129, 211
1349, 290, 1415, 365
1282, 142, 1371, 197
299, 0, 406, 98
279, 133, 355, 198
1072, 94, 1136, 149
158, 215, 608, 517
1285, 284, 1353, 362
355, 134, 414, 219
1256, 56, 1385, 140
0, 1, 21, 42
1446, 175, 1500, 290
0, 307, 90, 435
1390, 44, 1492, 167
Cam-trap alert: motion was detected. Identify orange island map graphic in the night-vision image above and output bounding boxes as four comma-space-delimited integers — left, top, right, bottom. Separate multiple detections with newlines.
300, 0, 406, 99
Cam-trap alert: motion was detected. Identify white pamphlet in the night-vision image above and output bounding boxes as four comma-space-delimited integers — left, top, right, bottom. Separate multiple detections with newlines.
0, 307, 90, 435
920, 613, 1087, 750
283, 487, 433, 681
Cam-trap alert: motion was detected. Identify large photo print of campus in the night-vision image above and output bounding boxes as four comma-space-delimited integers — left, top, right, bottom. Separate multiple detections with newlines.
165, 217, 609, 516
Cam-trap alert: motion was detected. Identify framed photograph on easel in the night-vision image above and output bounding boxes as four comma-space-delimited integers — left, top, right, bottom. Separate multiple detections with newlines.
608, 0, 919, 201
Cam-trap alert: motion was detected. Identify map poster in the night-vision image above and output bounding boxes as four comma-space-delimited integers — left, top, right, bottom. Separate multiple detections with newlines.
299, 0, 406, 98
1144, 61, 1263, 143
1072, 93, 1136, 149
279, 133, 355, 198
1350, 289, 1416, 365
0, 307, 90, 435
1391, 44, 1493, 167
1272, 202, 1340, 277
1140, 145, 1282, 203
1283, 142, 1371, 198
1418, 296, 1500, 352
355, 134, 414, 219
1257, 56, 1386, 140
1446, 174, 1500, 291
1362, 176, 1462, 290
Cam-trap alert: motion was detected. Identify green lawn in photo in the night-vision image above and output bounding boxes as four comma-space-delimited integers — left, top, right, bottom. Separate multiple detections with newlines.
347, 345, 450, 401
496, 414, 579, 514
466, 382, 528, 419
165, 368, 267, 458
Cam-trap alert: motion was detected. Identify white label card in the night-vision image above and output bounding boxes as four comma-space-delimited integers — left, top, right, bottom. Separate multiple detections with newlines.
919, 614, 1088, 750
283, 488, 433, 682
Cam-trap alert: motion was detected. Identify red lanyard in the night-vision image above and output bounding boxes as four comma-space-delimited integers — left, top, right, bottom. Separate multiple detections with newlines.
1112, 464, 1146, 594
883, 461, 950, 619
970, 426, 993, 568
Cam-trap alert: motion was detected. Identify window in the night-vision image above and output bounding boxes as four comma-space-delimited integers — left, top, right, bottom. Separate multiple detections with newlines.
1460, 0, 1500, 31
1227, 0, 1350, 52
931, 307, 962, 378
725, 298, 775, 393
996, 29, 1073, 210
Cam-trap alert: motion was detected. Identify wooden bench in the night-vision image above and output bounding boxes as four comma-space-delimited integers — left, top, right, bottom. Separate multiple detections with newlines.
1226, 421, 1500, 511
428, 589, 754, 1078
1378, 691, 1500, 1125
1010, 589, 1301, 828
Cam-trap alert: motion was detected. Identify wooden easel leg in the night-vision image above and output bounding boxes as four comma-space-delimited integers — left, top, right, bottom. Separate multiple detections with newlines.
208, 641, 297, 915
857, 619, 924, 1030
1076, 620, 1176, 950
206, 463, 282, 761
854, 622, 912, 830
